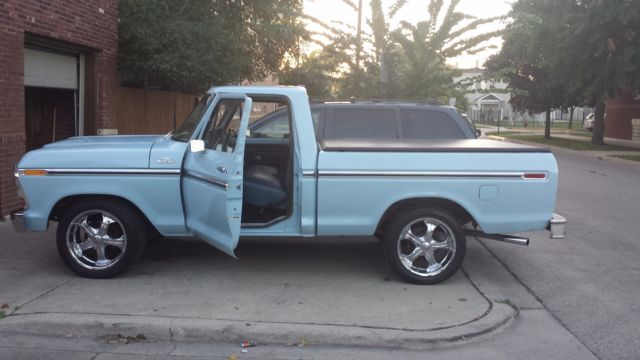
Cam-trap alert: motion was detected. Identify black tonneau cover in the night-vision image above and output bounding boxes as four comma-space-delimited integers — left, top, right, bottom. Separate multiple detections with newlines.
319, 139, 551, 153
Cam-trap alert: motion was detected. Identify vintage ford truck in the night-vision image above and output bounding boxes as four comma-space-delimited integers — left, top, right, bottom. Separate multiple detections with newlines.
11, 86, 566, 284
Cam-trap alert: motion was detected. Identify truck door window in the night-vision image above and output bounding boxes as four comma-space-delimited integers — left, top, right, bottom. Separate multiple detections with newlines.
400, 110, 466, 139
201, 99, 244, 152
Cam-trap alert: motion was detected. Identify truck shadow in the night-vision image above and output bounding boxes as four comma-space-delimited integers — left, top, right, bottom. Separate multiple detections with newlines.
139, 236, 392, 281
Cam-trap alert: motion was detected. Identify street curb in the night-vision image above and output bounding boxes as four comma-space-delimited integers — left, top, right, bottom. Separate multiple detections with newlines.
0, 303, 517, 350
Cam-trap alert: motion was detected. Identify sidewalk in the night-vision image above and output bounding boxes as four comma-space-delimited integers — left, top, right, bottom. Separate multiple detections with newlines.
0, 222, 596, 358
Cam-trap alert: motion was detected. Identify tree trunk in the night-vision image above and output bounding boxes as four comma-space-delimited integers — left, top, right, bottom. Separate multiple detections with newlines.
568, 107, 575, 129
544, 109, 551, 139
355, 0, 363, 69
591, 100, 605, 145
379, 49, 390, 98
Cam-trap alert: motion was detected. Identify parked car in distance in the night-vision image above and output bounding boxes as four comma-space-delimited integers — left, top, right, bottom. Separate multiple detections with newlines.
12, 86, 566, 285
584, 113, 595, 131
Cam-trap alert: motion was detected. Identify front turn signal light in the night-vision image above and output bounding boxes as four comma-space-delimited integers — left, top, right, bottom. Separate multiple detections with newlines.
22, 169, 48, 176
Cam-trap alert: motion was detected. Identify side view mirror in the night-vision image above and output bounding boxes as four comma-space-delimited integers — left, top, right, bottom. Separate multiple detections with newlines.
476, 129, 482, 137
190, 139, 205, 153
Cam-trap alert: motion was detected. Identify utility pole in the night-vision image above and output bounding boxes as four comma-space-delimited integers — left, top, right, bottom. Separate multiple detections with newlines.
355, 0, 363, 69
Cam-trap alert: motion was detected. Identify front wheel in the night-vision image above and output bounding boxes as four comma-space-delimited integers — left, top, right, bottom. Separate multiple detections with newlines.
56, 199, 147, 278
383, 207, 466, 285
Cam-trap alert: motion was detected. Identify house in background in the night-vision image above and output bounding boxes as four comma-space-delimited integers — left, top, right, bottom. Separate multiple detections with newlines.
455, 69, 594, 128
455, 69, 514, 124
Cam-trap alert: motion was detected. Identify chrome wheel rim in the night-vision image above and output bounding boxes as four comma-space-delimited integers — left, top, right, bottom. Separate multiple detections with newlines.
66, 210, 127, 270
397, 217, 456, 277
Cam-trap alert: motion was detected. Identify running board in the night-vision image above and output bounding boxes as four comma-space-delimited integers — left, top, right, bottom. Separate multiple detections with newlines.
465, 230, 530, 246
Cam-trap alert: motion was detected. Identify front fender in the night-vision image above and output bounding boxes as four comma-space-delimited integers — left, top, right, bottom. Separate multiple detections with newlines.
19, 174, 188, 236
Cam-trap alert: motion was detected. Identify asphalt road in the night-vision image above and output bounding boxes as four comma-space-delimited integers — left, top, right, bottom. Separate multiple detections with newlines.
483, 149, 640, 360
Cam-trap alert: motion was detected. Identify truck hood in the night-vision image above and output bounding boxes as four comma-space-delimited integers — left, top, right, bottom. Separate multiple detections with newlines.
18, 135, 162, 169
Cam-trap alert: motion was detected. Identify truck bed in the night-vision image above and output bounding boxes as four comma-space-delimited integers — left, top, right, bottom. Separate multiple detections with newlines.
315, 139, 558, 237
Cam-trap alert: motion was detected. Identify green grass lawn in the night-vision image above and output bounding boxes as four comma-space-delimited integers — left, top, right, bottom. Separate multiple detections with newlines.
485, 131, 521, 137
476, 121, 586, 130
486, 132, 639, 151
611, 154, 640, 162
567, 131, 593, 137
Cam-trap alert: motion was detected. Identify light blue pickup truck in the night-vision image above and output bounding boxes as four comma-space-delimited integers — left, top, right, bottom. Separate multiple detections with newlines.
11, 86, 566, 284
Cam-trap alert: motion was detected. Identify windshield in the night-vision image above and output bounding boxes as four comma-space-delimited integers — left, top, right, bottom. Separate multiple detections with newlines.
171, 95, 213, 142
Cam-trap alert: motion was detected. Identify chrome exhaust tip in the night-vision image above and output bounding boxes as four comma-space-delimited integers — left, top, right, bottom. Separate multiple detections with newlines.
502, 236, 530, 246
465, 230, 530, 246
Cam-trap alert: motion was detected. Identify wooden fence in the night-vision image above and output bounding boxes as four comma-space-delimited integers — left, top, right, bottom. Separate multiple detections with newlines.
116, 87, 197, 135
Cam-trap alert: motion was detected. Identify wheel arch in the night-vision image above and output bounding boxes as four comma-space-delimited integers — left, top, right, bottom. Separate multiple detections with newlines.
375, 197, 475, 239
49, 194, 158, 235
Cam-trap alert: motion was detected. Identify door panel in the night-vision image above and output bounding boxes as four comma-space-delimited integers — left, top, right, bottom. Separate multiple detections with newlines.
181, 95, 252, 257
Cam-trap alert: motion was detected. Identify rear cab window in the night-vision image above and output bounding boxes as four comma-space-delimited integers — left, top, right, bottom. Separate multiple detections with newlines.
249, 107, 323, 140
400, 109, 467, 139
324, 108, 398, 140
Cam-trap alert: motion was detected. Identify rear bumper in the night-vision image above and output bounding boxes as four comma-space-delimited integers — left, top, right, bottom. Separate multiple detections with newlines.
547, 213, 567, 239
10, 209, 27, 233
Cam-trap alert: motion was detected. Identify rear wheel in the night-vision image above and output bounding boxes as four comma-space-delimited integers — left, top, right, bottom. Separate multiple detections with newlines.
56, 199, 147, 278
383, 207, 466, 284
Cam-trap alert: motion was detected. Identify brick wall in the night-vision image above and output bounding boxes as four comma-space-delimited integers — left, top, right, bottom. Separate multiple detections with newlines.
0, 0, 118, 216
605, 93, 640, 141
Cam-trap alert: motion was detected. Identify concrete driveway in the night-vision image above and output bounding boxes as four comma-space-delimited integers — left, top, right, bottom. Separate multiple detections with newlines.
0, 220, 594, 359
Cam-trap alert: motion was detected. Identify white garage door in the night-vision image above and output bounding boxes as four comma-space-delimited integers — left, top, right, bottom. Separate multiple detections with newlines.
24, 48, 77, 89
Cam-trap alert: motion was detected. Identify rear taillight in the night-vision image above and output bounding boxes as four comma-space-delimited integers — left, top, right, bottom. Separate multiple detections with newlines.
522, 172, 547, 180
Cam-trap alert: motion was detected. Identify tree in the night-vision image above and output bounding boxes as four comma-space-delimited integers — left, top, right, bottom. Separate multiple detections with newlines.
485, 0, 572, 139
387, 0, 502, 105
279, 51, 337, 100
487, 0, 640, 144
118, 0, 305, 93
284, 0, 502, 108
557, 0, 640, 145
281, 8, 382, 100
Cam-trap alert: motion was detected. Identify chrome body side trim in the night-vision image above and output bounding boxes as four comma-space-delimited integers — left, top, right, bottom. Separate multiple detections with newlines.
183, 170, 229, 190
317, 170, 526, 179
302, 170, 316, 178
18, 168, 181, 176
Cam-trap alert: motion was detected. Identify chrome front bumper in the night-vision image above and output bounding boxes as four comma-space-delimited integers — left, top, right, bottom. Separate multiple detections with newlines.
548, 213, 567, 239
10, 209, 27, 233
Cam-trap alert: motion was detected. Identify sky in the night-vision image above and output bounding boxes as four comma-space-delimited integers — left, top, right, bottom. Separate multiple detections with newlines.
303, 0, 512, 69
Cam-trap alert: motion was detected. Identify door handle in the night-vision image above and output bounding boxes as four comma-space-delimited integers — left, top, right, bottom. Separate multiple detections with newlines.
216, 166, 227, 173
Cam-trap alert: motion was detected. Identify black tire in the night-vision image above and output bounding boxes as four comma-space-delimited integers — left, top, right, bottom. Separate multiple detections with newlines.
383, 207, 466, 285
56, 199, 147, 278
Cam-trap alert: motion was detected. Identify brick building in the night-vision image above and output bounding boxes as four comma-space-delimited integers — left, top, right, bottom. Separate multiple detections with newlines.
605, 93, 640, 141
0, 0, 118, 216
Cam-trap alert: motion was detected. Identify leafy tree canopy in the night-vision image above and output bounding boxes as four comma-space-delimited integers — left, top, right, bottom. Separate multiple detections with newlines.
118, 0, 305, 93
281, 0, 503, 107
486, 0, 640, 143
